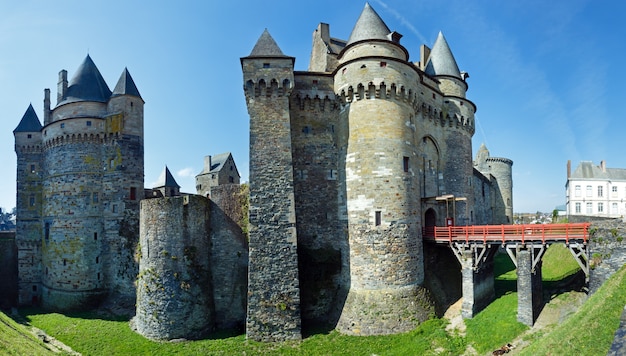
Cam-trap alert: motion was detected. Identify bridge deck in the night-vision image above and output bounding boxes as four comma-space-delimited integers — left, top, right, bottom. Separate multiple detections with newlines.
423, 222, 591, 245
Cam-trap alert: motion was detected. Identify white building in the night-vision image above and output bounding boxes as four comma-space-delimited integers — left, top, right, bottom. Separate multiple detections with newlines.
566, 160, 626, 218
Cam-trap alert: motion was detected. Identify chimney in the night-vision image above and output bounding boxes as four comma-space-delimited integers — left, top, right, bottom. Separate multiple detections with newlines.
419, 44, 431, 71
601, 160, 606, 173
57, 70, 67, 104
204, 155, 213, 172
567, 160, 571, 178
43, 88, 51, 125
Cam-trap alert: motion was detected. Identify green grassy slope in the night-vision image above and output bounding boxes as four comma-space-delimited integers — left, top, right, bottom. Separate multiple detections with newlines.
0, 310, 56, 355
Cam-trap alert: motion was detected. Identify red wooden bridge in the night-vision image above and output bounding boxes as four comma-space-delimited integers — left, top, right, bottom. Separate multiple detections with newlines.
423, 222, 591, 245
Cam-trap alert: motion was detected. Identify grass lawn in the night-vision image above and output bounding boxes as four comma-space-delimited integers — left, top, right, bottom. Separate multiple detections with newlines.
10, 243, 624, 355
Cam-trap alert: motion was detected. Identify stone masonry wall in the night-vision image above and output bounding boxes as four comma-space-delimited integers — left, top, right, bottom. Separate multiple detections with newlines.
290, 73, 348, 325
134, 195, 212, 340
209, 184, 248, 330
243, 55, 302, 342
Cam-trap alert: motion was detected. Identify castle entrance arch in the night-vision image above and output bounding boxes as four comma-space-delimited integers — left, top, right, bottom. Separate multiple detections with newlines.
424, 208, 437, 227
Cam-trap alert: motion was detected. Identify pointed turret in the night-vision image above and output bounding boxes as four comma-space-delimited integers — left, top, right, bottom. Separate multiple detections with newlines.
112, 68, 142, 99
249, 29, 287, 57
13, 104, 42, 133
154, 166, 180, 197
347, 3, 391, 44
59, 55, 112, 104
424, 32, 461, 78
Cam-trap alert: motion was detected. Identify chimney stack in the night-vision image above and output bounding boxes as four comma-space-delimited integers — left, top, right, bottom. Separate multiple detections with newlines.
567, 160, 571, 178
601, 160, 606, 173
57, 70, 67, 104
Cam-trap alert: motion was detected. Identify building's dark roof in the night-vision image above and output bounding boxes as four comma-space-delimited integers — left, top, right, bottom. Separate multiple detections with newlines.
60, 55, 112, 104
249, 29, 287, 57
197, 152, 240, 177
570, 161, 626, 181
13, 104, 42, 133
424, 32, 461, 78
112, 68, 142, 99
154, 166, 181, 188
347, 3, 391, 45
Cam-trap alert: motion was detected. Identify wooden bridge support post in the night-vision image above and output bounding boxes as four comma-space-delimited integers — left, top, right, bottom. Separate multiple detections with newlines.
516, 248, 543, 326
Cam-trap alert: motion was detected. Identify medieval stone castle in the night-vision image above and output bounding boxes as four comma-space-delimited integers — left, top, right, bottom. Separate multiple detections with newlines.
12, 3, 512, 342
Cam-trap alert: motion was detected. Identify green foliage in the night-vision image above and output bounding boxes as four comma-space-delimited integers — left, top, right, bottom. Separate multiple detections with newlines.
542, 243, 581, 281
238, 183, 250, 241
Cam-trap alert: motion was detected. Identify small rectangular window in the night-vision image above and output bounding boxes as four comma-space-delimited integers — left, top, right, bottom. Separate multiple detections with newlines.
598, 186, 604, 197
30, 164, 35, 173
575, 202, 581, 213
60, 123, 65, 128
29, 195, 35, 206
27, 134, 32, 139
112, 204, 118, 213
130, 187, 137, 200
263, 63, 270, 68
86, 121, 92, 126
403, 156, 409, 172
94, 232, 98, 241
375, 211, 382, 226
93, 192, 99, 203
45, 222, 50, 241
380, 61, 387, 67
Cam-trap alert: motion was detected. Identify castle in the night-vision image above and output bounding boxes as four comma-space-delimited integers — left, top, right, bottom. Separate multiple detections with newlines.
12, 3, 512, 343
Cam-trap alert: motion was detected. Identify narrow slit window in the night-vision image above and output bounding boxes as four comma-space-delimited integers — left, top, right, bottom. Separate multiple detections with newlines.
403, 156, 409, 172
375, 211, 382, 226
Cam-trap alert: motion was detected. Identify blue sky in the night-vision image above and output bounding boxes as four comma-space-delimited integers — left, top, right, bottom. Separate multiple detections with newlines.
1, 0, 625, 214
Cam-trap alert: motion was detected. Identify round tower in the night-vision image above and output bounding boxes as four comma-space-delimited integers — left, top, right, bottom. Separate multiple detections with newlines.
424, 32, 476, 225
475, 144, 513, 224
334, 4, 432, 335
134, 195, 212, 340
13, 104, 44, 305
103, 67, 145, 298
40, 56, 110, 310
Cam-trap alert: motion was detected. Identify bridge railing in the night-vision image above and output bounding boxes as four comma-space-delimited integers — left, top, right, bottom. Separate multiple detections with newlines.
423, 223, 591, 244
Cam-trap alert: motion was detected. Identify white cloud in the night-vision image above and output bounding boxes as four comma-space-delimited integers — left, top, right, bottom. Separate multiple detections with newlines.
177, 167, 196, 179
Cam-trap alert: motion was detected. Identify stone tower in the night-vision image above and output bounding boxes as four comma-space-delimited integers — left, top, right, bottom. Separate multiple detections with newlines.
13, 104, 44, 305
474, 144, 514, 224
13, 55, 144, 310
241, 30, 302, 341
333, 4, 431, 335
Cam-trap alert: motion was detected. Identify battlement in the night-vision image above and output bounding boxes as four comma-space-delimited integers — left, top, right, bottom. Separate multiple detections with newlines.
486, 157, 514, 165
293, 93, 340, 112
244, 78, 293, 98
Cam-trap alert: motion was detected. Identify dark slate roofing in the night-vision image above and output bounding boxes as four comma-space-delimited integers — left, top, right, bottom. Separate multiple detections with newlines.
154, 166, 181, 188
249, 29, 287, 57
13, 104, 42, 133
112, 68, 142, 98
424, 32, 461, 78
61, 55, 112, 104
570, 161, 626, 181
198, 152, 236, 175
347, 3, 391, 45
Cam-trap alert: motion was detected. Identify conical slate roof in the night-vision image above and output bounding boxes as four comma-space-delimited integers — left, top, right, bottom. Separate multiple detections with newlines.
62, 55, 112, 104
112, 68, 142, 98
249, 29, 286, 57
347, 3, 391, 45
13, 104, 42, 133
154, 166, 180, 188
424, 32, 461, 78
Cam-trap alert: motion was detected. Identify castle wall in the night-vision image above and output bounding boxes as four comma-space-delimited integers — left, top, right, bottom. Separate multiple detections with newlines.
0, 232, 18, 309
290, 73, 348, 325
135, 195, 213, 340
209, 184, 248, 330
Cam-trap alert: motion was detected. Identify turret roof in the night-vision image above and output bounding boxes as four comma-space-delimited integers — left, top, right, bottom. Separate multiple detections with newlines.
13, 104, 42, 133
347, 3, 391, 45
112, 68, 142, 99
249, 29, 287, 57
154, 166, 180, 188
424, 32, 461, 78
60, 55, 112, 104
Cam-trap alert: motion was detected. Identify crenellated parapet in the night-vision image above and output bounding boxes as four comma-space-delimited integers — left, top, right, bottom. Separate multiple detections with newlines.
243, 78, 293, 98
292, 93, 340, 112
14, 144, 42, 154
486, 156, 514, 165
